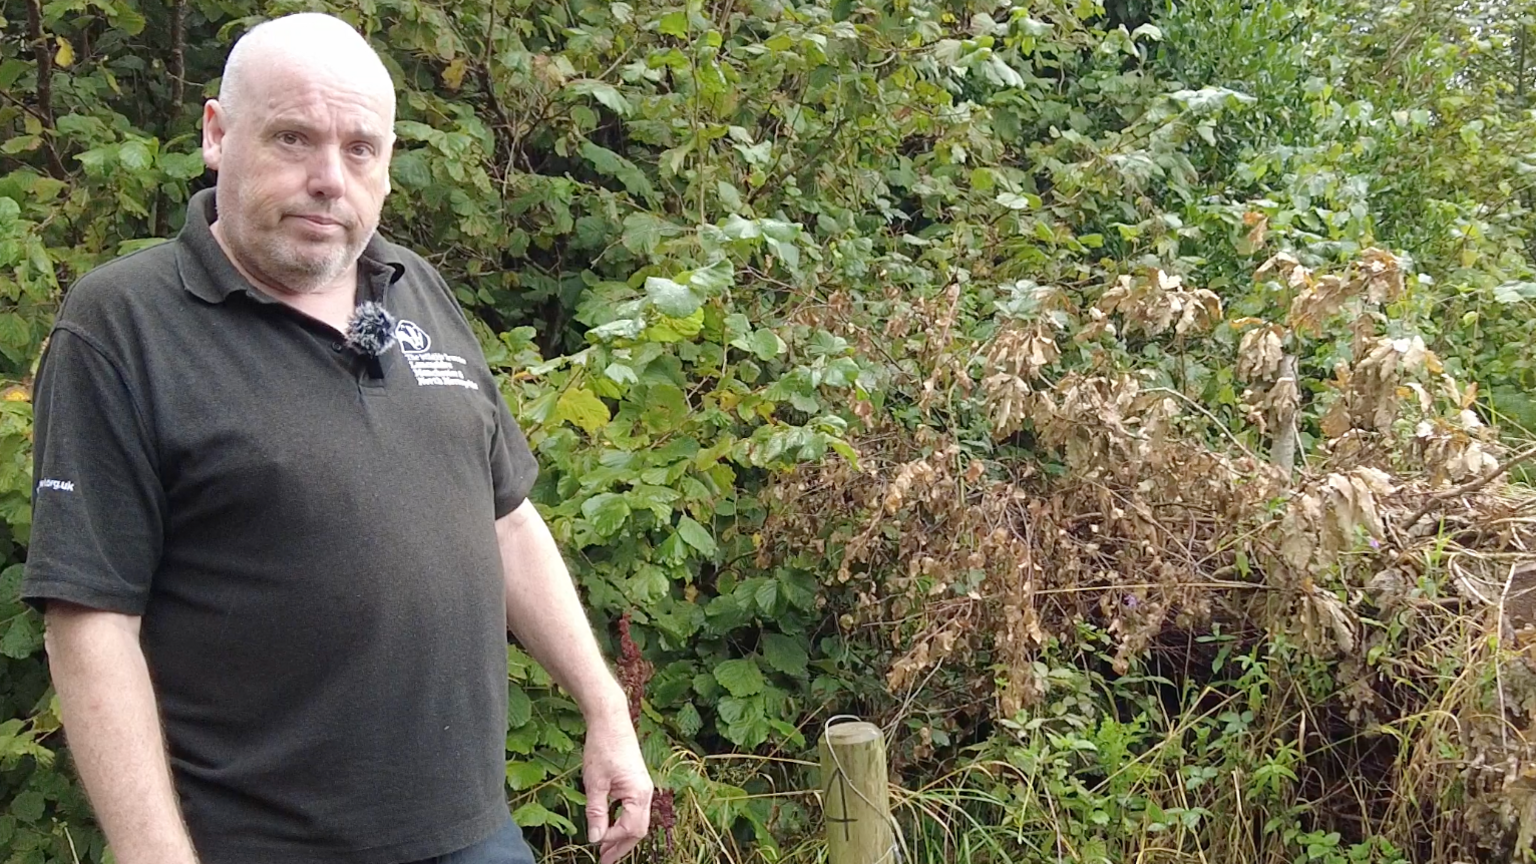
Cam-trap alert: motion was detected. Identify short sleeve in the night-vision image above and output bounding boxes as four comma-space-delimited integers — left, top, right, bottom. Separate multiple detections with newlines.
489, 389, 539, 519
21, 327, 165, 614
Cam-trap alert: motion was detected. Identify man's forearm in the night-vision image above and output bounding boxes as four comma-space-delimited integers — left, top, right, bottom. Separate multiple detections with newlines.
497, 501, 629, 725
45, 603, 199, 864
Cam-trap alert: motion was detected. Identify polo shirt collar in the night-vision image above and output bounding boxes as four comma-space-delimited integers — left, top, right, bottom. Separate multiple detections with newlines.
175, 187, 406, 305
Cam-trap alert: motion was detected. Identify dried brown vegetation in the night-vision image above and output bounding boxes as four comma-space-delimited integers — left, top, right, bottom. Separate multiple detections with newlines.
760, 250, 1536, 861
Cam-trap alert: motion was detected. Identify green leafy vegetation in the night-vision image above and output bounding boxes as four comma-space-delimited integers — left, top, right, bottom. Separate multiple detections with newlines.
3, 0, 1536, 861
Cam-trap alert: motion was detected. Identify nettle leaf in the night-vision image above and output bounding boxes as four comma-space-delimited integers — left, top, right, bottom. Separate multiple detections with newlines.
762, 632, 809, 678
646, 277, 702, 317
714, 657, 766, 697
555, 387, 610, 434
676, 515, 718, 556
581, 493, 631, 536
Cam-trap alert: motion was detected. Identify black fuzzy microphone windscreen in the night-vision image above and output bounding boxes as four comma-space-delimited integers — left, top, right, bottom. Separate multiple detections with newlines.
344, 301, 398, 357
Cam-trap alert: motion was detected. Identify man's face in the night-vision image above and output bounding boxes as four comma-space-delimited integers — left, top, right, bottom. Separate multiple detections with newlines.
202, 61, 394, 294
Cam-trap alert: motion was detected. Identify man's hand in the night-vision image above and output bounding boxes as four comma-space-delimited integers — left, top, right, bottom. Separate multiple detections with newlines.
583, 716, 654, 864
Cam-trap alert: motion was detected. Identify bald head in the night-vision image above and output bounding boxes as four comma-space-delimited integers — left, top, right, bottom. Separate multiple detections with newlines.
219, 13, 396, 129
200, 11, 398, 297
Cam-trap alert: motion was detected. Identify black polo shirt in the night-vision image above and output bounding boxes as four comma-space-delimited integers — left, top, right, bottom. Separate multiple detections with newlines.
22, 188, 539, 864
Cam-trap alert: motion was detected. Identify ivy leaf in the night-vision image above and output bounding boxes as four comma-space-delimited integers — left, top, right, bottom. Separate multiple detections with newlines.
676, 515, 718, 556
581, 493, 631, 536
762, 633, 809, 678
646, 277, 702, 318
714, 658, 766, 697
555, 387, 610, 434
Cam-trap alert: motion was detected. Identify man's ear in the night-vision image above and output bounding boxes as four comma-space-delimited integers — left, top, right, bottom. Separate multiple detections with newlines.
203, 100, 228, 171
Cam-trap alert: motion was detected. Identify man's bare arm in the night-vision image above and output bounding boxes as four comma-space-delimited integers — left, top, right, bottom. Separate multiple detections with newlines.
45, 602, 199, 864
497, 499, 652, 864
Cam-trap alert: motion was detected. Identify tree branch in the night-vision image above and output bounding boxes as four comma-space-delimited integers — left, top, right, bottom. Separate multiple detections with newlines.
23, 0, 67, 177
1402, 442, 1536, 533
25, 0, 53, 127
170, 0, 187, 113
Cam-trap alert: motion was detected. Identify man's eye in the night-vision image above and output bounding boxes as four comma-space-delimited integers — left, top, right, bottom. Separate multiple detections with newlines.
350, 144, 375, 158
277, 132, 303, 146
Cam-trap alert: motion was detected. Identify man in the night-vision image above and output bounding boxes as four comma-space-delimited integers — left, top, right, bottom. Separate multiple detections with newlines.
21, 12, 652, 864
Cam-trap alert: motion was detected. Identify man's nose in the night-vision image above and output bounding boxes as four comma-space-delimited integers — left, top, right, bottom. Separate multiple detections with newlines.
307, 147, 346, 200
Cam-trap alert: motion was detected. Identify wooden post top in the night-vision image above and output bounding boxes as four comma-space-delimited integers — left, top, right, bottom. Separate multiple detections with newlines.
824, 720, 883, 746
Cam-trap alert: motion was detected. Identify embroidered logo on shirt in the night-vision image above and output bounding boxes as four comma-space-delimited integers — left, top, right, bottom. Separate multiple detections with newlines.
38, 478, 75, 492
394, 320, 481, 391
395, 319, 432, 354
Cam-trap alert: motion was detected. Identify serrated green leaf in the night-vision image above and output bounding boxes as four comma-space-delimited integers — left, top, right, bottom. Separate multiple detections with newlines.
0, 615, 39, 660
506, 760, 547, 790
753, 578, 778, 613
507, 683, 533, 728
513, 801, 577, 834
762, 632, 809, 677
0, 564, 20, 600
714, 657, 766, 697
581, 492, 631, 536
675, 702, 703, 736
1493, 281, 1536, 304
749, 329, 784, 360
676, 515, 718, 556
646, 277, 702, 318
571, 80, 632, 116
996, 192, 1033, 210
391, 150, 433, 190
119, 140, 153, 172
688, 259, 734, 293
9, 790, 43, 823
603, 362, 639, 385
159, 150, 206, 180
659, 10, 689, 36
555, 387, 610, 434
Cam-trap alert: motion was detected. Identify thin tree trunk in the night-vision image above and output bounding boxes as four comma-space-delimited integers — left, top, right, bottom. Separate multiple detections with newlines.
170, 0, 187, 112
1271, 354, 1299, 478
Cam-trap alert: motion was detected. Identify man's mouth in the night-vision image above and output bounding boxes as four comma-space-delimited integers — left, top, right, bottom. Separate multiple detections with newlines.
292, 214, 347, 229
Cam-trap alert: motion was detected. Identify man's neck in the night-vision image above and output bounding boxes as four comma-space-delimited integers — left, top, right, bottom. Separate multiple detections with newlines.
210, 220, 358, 334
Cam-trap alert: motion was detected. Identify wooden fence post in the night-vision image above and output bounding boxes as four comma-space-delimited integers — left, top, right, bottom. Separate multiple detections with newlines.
819, 720, 895, 864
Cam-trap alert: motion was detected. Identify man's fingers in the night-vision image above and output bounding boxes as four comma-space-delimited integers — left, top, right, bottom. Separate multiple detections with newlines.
597, 789, 652, 864
585, 781, 611, 845
598, 808, 648, 864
